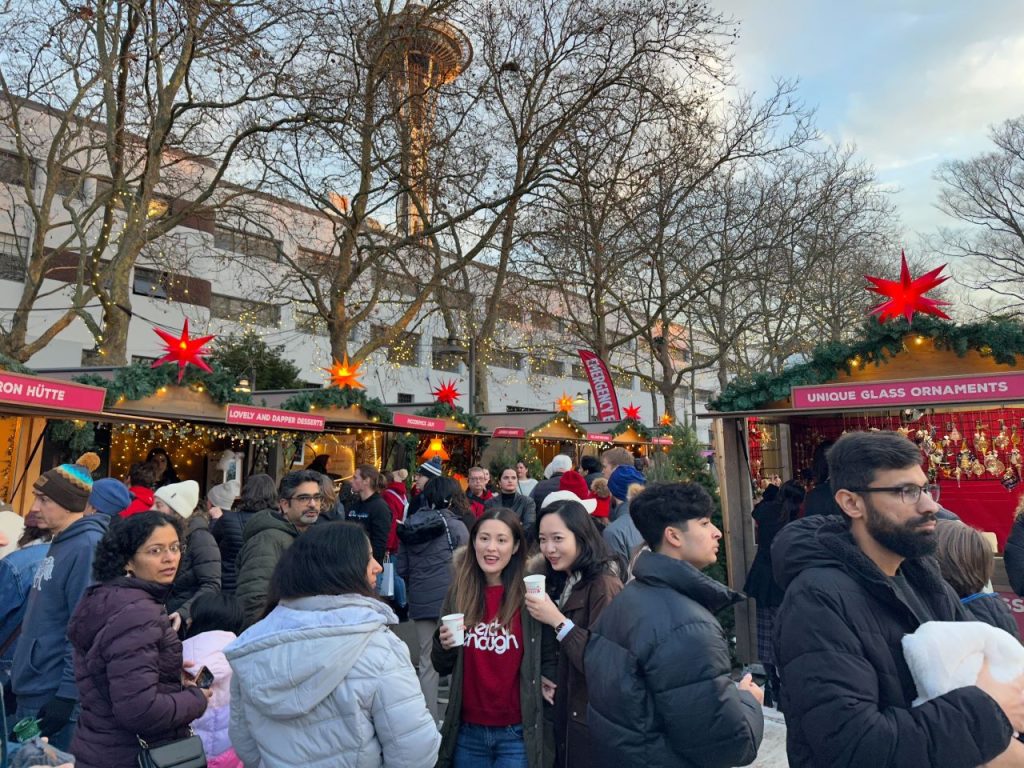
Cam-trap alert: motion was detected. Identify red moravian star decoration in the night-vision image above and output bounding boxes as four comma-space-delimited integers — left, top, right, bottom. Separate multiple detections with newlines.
152, 319, 214, 382
865, 251, 951, 322
432, 379, 462, 407
322, 354, 365, 390
623, 403, 642, 421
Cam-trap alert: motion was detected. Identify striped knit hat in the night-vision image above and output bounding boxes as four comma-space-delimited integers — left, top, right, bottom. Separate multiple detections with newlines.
34, 452, 100, 513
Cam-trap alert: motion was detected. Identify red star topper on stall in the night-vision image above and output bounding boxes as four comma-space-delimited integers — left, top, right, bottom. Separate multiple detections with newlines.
432, 379, 462, 407
623, 403, 642, 421
865, 251, 951, 322
322, 354, 365, 389
152, 320, 214, 382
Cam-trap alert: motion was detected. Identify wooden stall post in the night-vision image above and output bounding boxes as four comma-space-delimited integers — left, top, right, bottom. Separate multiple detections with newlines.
714, 416, 757, 663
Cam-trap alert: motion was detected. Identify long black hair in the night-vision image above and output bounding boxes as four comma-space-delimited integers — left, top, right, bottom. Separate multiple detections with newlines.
423, 476, 463, 510
537, 500, 619, 595
268, 522, 376, 606
92, 511, 183, 582
146, 446, 180, 484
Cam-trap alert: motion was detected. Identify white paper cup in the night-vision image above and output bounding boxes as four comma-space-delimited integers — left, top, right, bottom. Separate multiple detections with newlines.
524, 574, 546, 596
441, 613, 465, 646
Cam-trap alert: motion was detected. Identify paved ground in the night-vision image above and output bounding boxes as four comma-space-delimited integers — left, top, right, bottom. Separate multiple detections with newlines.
394, 620, 790, 765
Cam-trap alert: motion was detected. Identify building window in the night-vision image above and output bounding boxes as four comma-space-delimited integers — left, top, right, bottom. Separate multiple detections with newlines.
295, 310, 327, 336
132, 266, 168, 299
491, 347, 524, 371
496, 301, 522, 323
530, 311, 564, 333
506, 405, 543, 413
0, 233, 27, 282
214, 226, 282, 262
210, 293, 280, 326
439, 287, 472, 312
372, 324, 420, 365
612, 371, 634, 390
432, 336, 463, 373
695, 388, 714, 402
0, 150, 34, 188
132, 354, 158, 365
397, 393, 414, 404
530, 356, 564, 378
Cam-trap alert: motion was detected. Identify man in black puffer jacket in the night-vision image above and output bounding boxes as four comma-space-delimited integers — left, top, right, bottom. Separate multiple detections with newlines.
585, 482, 764, 768
774, 431, 1024, 768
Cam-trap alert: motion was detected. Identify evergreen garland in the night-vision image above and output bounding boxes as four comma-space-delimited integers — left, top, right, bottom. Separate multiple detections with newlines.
46, 419, 98, 454
608, 417, 653, 441
524, 412, 586, 439
710, 316, 1024, 413
416, 402, 483, 433
280, 386, 392, 423
0, 353, 34, 375
71, 361, 252, 408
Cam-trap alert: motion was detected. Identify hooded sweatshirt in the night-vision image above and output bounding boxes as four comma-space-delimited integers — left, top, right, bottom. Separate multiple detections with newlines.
12, 514, 107, 703
225, 593, 440, 768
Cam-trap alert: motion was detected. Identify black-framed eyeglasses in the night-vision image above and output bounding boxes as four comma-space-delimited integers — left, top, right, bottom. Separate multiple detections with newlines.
846, 483, 940, 505
289, 493, 323, 504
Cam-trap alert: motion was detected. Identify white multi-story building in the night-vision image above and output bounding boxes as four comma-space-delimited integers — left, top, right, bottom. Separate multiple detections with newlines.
0, 102, 718, 441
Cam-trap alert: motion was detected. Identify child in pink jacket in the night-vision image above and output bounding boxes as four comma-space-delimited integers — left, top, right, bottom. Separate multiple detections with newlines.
182, 594, 245, 768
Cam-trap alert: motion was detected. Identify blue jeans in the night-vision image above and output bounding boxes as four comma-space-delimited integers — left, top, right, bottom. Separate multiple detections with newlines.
454, 723, 528, 768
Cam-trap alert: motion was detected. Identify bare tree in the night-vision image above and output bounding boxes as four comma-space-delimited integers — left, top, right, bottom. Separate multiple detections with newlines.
936, 116, 1024, 311
0, 0, 327, 363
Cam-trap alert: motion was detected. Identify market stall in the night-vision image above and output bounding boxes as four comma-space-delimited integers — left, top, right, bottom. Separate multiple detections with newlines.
707, 316, 1024, 661
479, 411, 593, 469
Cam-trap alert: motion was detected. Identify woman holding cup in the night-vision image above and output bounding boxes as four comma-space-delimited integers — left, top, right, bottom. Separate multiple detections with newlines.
524, 499, 623, 768
432, 507, 556, 768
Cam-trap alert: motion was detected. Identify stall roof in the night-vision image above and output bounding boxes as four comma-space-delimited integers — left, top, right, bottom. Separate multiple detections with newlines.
477, 411, 587, 439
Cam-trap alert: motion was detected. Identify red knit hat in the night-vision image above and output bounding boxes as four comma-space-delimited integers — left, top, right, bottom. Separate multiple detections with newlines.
558, 470, 592, 500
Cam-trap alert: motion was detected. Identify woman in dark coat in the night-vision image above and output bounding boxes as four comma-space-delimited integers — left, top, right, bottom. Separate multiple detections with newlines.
212, 473, 276, 593
68, 512, 210, 768
395, 476, 470, 720
743, 479, 803, 705
524, 499, 623, 768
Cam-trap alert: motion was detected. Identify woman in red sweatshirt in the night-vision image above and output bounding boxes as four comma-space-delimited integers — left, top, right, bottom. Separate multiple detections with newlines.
432, 508, 555, 768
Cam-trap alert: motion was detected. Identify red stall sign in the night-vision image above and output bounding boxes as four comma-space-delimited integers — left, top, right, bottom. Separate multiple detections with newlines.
394, 412, 447, 432
226, 404, 325, 432
492, 427, 526, 438
0, 371, 106, 414
792, 371, 1024, 411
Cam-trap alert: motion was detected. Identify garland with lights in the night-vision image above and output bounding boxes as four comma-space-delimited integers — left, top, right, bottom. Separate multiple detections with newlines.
525, 412, 586, 441
71, 360, 252, 408
710, 316, 1024, 413
280, 386, 392, 424
608, 417, 653, 441
415, 402, 483, 434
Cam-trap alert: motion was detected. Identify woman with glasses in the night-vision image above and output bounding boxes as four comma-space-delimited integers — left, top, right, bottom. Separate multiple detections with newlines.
68, 511, 212, 768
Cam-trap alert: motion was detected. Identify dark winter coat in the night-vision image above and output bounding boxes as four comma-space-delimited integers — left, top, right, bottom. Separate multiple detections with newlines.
211, 506, 263, 592
585, 551, 763, 768
530, 473, 565, 512
1004, 513, 1024, 597
11, 514, 107, 704
485, 492, 537, 537
234, 510, 301, 626
68, 577, 208, 768
166, 515, 221, 624
345, 492, 392, 564
742, 498, 788, 608
432, 590, 557, 768
961, 592, 1021, 640
551, 572, 622, 768
802, 482, 841, 516
772, 516, 1013, 768
395, 508, 469, 620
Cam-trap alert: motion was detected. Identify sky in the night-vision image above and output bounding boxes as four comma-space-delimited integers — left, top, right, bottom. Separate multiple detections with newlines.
716, 0, 1024, 243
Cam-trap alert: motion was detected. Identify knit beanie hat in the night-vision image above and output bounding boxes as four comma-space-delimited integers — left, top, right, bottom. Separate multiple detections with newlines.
207, 479, 240, 510
89, 478, 132, 516
155, 480, 200, 519
558, 470, 592, 500
543, 454, 572, 479
33, 452, 100, 513
608, 464, 645, 502
418, 457, 443, 478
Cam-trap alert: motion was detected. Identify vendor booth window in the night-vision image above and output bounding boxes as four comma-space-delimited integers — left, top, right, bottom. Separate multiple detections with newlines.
0, 232, 28, 282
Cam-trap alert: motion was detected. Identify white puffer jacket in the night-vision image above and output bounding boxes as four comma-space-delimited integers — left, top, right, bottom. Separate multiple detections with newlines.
225, 593, 440, 768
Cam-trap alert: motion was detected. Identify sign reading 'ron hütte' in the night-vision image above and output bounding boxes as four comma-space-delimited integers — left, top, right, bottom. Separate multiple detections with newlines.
577, 349, 622, 422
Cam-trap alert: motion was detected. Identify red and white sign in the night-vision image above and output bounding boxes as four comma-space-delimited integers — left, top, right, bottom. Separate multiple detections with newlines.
577, 349, 622, 422
791, 371, 1024, 411
651, 436, 674, 445
492, 427, 526, 439
0, 371, 106, 414
586, 432, 612, 442
226, 404, 325, 432
998, 592, 1024, 640
394, 412, 447, 432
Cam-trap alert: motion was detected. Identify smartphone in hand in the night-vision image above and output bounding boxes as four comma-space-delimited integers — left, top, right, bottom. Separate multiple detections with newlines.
193, 666, 215, 690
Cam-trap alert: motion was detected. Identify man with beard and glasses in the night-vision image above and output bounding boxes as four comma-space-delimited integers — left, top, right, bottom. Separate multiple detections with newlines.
772, 430, 1024, 768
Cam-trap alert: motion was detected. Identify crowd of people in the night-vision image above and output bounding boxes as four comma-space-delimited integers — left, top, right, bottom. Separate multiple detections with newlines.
3, 430, 1024, 767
